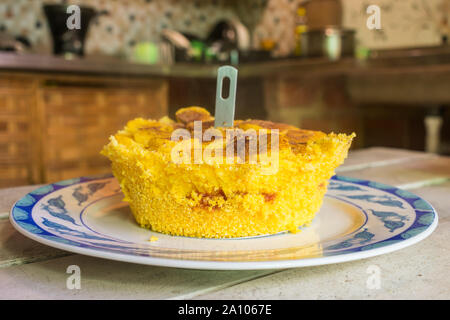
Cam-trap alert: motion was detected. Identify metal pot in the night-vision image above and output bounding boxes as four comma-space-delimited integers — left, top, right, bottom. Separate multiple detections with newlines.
300, 27, 355, 60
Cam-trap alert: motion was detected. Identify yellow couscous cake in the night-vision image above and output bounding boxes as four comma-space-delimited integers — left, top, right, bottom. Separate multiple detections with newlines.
101, 106, 355, 238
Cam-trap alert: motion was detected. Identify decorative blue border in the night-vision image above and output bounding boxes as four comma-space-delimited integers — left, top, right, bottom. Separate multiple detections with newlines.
10, 174, 437, 260
11, 174, 119, 250
325, 176, 436, 255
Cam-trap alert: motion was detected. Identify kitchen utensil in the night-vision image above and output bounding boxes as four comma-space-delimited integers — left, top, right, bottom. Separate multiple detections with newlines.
299, 26, 355, 60
207, 19, 250, 52
158, 41, 175, 65
160, 29, 192, 62
206, 19, 250, 63
214, 66, 238, 127
0, 32, 31, 53
43, 4, 107, 57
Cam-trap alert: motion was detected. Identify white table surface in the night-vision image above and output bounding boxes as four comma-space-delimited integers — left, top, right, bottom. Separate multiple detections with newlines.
0, 147, 449, 300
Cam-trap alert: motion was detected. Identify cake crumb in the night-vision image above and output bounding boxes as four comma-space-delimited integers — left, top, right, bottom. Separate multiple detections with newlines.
149, 236, 159, 242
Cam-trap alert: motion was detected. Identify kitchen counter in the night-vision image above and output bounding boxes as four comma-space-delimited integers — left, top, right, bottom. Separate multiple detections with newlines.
3, 51, 450, 104
0, 52, 356, 78
0, 147, 449, 299
2, 49, 450, 80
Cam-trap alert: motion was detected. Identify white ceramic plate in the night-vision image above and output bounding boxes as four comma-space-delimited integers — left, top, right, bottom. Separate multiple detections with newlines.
10, 174, 438, 270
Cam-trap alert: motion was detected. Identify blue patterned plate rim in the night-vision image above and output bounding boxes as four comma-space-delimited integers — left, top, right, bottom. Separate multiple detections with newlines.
9, 174, 438, 270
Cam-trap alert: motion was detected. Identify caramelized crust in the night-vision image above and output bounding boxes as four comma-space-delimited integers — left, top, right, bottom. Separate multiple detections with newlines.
102, 106, 355, 238
175, 106, 214, 124
137, 106, 327, 156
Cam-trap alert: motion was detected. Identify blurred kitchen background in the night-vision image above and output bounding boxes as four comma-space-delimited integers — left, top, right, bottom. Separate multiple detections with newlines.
1, 0, 450, 188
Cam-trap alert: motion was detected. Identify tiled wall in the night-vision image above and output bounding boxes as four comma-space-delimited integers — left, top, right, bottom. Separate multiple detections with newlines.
342, 0, 445, 49
235, 0, 301, 57
0, 0, 238, 57
250, 0, 445, 55
0, 0, 447, 58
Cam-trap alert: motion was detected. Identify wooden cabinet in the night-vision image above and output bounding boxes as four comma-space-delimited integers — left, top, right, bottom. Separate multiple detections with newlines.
0, 74, 37, 187
0, 73, 168, 188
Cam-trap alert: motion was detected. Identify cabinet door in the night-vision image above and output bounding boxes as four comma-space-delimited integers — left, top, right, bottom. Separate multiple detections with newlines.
37, 77, 168, 183
0, 75, 37, 188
